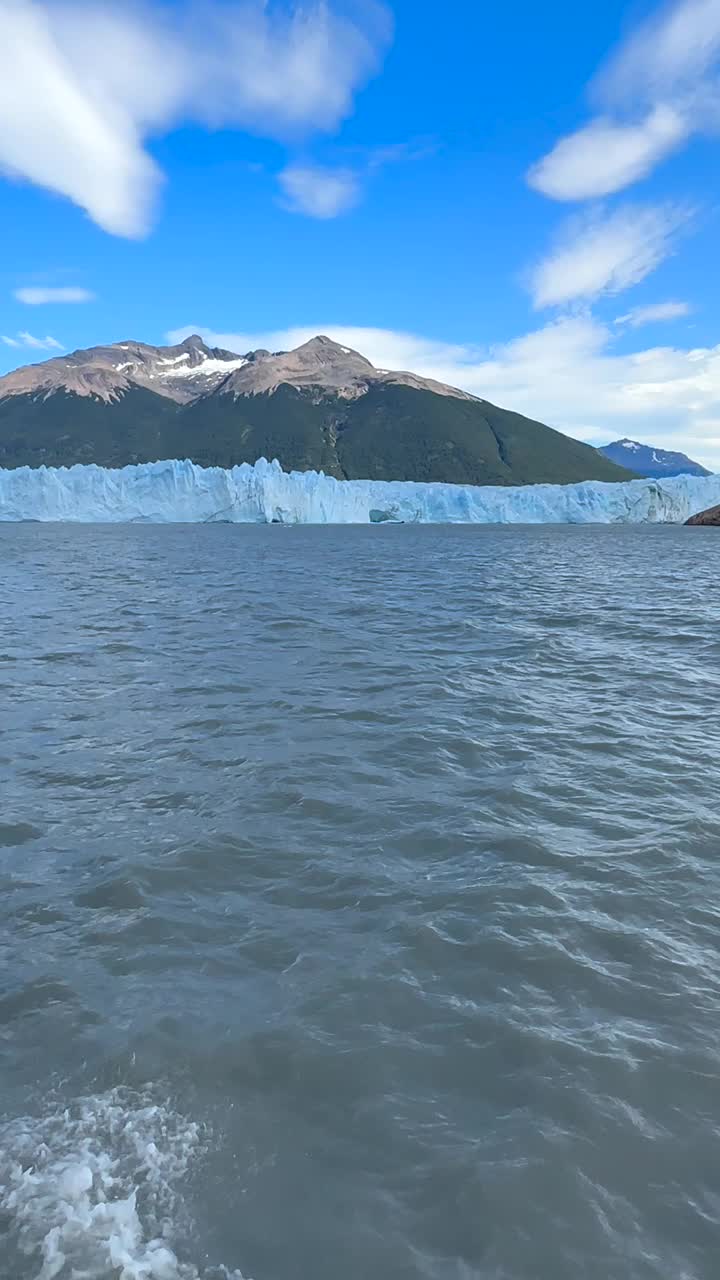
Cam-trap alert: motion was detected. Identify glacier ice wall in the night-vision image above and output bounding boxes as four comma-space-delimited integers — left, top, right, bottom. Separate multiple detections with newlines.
1, 457, 720, 524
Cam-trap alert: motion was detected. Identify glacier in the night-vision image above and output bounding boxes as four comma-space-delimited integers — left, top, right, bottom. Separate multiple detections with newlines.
1, 457, 719, 524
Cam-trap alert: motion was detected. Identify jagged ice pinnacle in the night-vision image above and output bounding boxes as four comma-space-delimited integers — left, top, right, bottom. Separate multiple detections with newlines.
1, 458, 720, 523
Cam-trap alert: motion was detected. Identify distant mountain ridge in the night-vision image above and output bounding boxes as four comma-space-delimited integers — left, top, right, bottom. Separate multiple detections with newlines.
0, 333, 476, 407
599, 438, 711, 478
0, 334, 634, 486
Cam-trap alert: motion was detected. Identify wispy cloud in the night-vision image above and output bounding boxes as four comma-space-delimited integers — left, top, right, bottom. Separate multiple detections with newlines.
14, 286, 95, 304
169, 318, 720, 469
276, 141, 428, 218
528, 203, 691, 309
528, 0, 720, 201
594, 0, 720, 108
615, 301, 692, 328
528, 106, 688, 202
2, 331, 63, 350
0, 0, 391, 237
278, 164, 360, 218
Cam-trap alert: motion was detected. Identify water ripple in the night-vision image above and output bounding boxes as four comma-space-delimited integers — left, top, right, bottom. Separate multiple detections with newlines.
1, 523, 719, 1280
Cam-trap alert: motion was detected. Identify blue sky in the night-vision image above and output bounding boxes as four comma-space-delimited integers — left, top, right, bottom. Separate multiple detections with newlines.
1, 0, 720, 463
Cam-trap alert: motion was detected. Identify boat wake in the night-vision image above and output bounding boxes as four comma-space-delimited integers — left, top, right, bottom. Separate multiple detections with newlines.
0, 1086, 247, 1280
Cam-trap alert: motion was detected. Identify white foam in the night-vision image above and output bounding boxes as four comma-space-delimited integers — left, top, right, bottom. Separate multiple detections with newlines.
0, 1087, 248, 1280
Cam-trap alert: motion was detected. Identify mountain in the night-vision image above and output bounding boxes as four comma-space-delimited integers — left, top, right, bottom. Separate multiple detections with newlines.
0, 334, 634, 485
599, 438, 711, 478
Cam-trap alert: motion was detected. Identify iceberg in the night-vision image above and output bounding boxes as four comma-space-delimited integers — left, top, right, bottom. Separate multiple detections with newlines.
1, 457, 720, 525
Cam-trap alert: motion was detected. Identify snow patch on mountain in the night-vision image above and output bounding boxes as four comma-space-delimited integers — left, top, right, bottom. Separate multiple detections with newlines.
158, 355, 249, 378
157, 353, 191, 366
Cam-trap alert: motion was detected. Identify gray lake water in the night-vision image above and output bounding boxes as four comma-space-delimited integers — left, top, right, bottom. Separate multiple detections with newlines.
1, 523, 720, 1280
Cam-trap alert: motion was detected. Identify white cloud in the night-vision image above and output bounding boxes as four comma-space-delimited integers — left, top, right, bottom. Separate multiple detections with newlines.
276, 143, 422, 218
167, 317, 720, 470
0, 0, 391, 237
529, 203, 690, 309
3, 331, 63, 349
595, 0, 720, 108
18, 331, 64, 349
0, 1, 161, 237
529, 0, 720, 201
615, 301, 692, 328
527, 106, 688, 201
278, 164, 360, 218
14, 286, 95, 304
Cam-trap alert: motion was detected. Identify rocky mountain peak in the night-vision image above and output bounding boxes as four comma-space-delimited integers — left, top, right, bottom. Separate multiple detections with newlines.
177, 333, 209, 351
214, 333, 478, 402
599, 438, 711, 478
0, 331, 481, 407
291, 335, 374, 367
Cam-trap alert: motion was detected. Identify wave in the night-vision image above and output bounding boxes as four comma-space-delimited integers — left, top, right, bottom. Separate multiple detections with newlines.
0, 1086, 247, 1280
